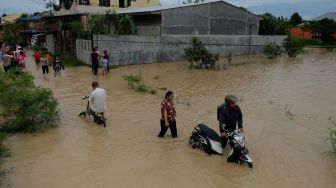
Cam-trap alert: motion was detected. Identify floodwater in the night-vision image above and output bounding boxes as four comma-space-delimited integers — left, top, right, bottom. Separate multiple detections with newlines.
1, 49, 336, 188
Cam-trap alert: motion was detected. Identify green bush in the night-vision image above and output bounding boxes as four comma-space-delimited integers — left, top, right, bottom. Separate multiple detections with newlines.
0, 132, 10, 160
135, 84, 149, 92
122, 74, 160, 95
123, 74, 142, 89
263, 42, 282, 59
283, 37, 305, 58
61, 55, 85, 67
18, 39, 27, 47
184, 37, 219, 69
304, 39, 322, 45
67, 20, 90, 39
0, 70, 59, 133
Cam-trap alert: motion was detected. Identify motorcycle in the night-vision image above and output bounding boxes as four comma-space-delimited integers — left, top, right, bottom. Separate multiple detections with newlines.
189, 124, 253, 168
78, 96, 106, 127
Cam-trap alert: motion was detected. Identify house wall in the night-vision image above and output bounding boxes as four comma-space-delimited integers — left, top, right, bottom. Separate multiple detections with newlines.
76, 34, 286, 65
162, 2, 260, 35
131, 0, 160, 7
46, 34, 55, 54
289, 26, 313, 39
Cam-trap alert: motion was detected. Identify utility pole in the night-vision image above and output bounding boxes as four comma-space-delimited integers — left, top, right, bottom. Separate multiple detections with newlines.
248, 24, 252, 56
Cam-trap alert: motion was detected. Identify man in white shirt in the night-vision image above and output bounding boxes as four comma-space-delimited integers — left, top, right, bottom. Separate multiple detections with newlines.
86, 81, 107, 119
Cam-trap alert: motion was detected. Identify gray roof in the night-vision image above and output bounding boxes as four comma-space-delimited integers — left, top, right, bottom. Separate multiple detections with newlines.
313, 12, 336, 21
74, 0, 258, 17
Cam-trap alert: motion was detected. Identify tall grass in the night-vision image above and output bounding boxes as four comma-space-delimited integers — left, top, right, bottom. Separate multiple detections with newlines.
60, 55, 85, 67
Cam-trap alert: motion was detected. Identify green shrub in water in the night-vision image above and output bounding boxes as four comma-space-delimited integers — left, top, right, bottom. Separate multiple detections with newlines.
0, 70, 59, 133
184, 37, 219, 69
263, 42, 282, 59
135, 84, 149, 92
0, 132, 10, 160
123, 74, 142, 89
283, 37, 305, 58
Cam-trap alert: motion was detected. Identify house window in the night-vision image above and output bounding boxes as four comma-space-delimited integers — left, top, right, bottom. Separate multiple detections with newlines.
99, 0, 110, 6
119, 0, 125, 7
119, 0, 132, 7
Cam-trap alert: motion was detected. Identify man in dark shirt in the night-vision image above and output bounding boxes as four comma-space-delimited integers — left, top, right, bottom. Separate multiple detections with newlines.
218, 95, 243, 148
90, 47, 100, 75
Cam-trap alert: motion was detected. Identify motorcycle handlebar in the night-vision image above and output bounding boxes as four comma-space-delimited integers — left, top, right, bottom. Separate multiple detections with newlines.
223, 129, 240, 136
82, 96, 89, 100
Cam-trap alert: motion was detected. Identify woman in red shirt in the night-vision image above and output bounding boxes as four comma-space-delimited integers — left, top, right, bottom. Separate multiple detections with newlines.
32, 50, 41, 69
158, 91, 177, 138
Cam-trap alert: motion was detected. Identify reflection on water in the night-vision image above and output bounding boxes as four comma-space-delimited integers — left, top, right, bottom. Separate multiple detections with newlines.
1, 48, 336, 188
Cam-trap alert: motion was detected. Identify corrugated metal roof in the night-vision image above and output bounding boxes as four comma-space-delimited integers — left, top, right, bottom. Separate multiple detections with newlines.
313, 12, 336, 21
75, 0, 251, 15
48, 0, 259, 18
17, 16, 43, 22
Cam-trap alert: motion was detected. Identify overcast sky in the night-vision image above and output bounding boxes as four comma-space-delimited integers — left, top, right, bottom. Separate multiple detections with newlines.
1, 0, 335, 19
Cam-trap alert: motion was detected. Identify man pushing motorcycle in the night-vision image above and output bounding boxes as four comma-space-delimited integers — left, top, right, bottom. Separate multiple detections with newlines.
217, 95, 244, 148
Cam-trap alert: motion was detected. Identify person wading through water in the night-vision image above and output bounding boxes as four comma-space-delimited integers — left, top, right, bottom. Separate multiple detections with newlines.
217, 95, 244, 148
90, 47, 100, 75
158, 91, 178, 138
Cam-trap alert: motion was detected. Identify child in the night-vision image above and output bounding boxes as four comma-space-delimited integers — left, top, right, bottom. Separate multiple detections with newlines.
102, 58, 108, 75
32, 50, 41, 69
17, 51, 26, 69
52, 56, 65, 77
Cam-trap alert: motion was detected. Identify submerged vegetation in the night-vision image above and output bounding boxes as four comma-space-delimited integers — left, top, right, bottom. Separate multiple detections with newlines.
123, 73, 157, 95
184, 37, 219, 69
283, 37, 305, 58
263, 42, 282, 59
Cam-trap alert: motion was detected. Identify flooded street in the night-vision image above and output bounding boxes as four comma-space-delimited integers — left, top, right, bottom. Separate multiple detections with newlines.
1, 49, 336, 188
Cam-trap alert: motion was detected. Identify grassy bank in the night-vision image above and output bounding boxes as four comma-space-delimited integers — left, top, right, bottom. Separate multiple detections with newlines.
0, 69, 59, 163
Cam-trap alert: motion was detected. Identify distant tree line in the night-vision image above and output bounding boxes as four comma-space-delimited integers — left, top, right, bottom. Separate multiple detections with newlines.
259, 12, 336, 44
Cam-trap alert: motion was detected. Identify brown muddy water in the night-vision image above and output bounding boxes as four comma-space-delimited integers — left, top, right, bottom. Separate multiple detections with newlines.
1, 49, 336, 188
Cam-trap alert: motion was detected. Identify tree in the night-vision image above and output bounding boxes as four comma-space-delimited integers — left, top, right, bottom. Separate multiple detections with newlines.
2, 14, 29, 43
239, 7, 248, 11
184, 37, 219, 69
289, 12, 303, 26
87, 10, 137, 35
305, 18, 336, 44
259, 13, 291, 35
44, 0, 57, 14
259, 13, 276, 35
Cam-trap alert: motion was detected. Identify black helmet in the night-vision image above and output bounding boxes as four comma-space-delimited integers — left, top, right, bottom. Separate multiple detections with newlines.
225, 95, 238, 104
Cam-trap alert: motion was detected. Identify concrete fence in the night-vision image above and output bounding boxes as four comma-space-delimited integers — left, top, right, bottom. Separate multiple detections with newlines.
46, 34, 55, 54
76, 34, 286, 66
